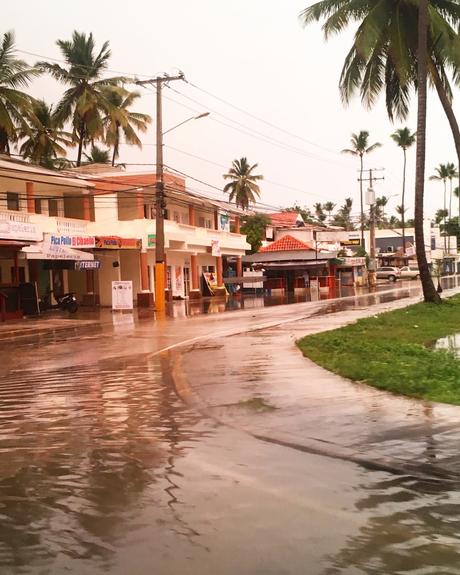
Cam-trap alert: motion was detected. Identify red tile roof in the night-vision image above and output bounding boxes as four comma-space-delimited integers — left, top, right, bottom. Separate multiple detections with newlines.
260, 234, 314, 252
267, 212, 302, 227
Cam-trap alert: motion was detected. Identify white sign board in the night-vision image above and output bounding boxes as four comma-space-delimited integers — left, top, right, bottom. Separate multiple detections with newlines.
112, 281, 133, 310
211, 240, 221, 256
0, 219, 41, 241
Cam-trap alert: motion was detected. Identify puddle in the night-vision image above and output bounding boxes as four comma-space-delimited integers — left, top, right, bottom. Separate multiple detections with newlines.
435, 333, 460, 357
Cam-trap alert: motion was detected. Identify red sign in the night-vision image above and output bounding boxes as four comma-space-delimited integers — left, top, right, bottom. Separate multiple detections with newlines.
95, 236, 141, 250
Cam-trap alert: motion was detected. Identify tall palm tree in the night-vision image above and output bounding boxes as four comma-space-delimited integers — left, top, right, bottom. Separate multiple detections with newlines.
223, 157, 263, 210
445, 162, 458, 220
301, 0, 458, 301
83, 145, 110, 165
38, 31, 125, 166
102, 87, 151, 166
314, 202, 327, 223
391, 128, 416, 253
430, 163, 450, 252
341, 131, 381, 247
323, 201, 335, 221
0, 30, 39, 154
18, 100, 74, 167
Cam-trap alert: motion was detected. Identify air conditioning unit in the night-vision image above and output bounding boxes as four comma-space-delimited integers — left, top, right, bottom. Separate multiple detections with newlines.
387, 246, 394, 252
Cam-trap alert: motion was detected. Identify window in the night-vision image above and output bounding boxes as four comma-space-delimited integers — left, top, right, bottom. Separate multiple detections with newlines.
48, 199, 58, 217
173, 211, 180, 223
34, 198, 42, 214
7, 192, 19, 211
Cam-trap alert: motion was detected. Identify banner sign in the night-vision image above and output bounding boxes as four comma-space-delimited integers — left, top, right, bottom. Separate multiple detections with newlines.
147, 234, 156, 247
56, 218, 88, 235
340, 257, 366, 266
211, 240, 221, 257
48, 234, 95, 248
218, 212, 230, 232
96, 236, 141, 250
112, 280, 133, 310
340, 239, 361, 246
75, 260, 101, 271
0, 219, 41, 241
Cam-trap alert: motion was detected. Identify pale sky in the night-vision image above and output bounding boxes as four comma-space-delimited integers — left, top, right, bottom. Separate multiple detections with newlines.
5, 0, 460, 220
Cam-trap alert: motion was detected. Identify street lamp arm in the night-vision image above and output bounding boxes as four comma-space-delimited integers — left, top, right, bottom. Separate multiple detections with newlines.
162, 112, 210, 136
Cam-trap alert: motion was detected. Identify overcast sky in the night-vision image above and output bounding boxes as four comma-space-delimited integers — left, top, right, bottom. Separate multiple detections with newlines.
5, 0, 460, 220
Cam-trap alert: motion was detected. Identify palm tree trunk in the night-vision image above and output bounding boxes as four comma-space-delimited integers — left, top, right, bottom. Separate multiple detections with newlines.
112, 144, 117, 167
402, 148, 406, 253
76, 122, 85, 167
112, 125, 120, 167
444, 180, 447, 252
415, 0, 440, 303
359, 154, 364, 248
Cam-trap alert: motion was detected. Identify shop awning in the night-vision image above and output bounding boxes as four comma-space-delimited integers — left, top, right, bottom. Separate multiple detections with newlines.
20, 244, 94, 261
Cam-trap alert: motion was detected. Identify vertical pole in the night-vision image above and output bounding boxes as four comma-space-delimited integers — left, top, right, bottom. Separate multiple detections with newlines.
216, 256, 223, 287
368, 170, 377, 287
83, 195, 91, 221
155, 78, 166, 311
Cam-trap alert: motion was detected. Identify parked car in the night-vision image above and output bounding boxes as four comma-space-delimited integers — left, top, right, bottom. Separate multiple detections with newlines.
399, 266, 420, 280
376, 266, 401, 282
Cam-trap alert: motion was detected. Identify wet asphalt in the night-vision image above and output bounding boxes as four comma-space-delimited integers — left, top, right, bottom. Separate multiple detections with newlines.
1, 280, 460, 574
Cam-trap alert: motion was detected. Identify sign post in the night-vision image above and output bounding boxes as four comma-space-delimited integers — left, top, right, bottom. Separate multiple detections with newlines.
111, 281, 133, 311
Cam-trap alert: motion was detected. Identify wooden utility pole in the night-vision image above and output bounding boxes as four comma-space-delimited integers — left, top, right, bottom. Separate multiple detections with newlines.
136, 73, 184, 311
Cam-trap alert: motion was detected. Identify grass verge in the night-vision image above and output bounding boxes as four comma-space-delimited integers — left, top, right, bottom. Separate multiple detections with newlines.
297, 294, 460, 405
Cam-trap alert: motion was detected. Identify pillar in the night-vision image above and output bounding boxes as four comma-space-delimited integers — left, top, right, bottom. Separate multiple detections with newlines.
189, 254, 201, 299
214, 255, 226, 296
83, 195, 91, 221
137, 251, 154, 307
214, 209, 219, 230
26, 182, 35, 213
189, 205, 196, 226
136, 191, 145, 219
234, 216, 241, 234
236, 256, 243, 277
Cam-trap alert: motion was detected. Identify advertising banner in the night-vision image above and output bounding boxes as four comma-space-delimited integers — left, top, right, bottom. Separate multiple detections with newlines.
147, 234, 156, 247
96, 236, 141, 250
47, 234, 95, 248
211, 240, 221, 257
0, 218, 41, 241
218, 212, 230, 232
112, 280, 133, 310
75, 260, 101, 271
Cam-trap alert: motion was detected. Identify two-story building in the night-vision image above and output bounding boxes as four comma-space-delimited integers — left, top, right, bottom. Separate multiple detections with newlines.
0, 157, 250, 316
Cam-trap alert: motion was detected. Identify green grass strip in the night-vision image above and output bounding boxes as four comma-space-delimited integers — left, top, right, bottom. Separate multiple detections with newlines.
297, 294, 460, 405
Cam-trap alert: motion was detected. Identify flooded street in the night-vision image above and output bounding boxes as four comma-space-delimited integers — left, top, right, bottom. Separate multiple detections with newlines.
2, 282, 460, 574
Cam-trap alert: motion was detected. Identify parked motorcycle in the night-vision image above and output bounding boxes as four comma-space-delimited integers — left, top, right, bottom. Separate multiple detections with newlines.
39, 290, 79, 314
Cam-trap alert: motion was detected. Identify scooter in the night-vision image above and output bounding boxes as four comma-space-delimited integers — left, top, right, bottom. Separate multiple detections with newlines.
39, 290, 79, 314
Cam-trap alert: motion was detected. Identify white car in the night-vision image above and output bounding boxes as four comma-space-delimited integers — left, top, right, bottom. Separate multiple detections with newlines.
399, 266, 420, 280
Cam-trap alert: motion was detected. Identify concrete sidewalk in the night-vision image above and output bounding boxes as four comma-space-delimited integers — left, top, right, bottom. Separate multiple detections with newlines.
169, 285, 460, 482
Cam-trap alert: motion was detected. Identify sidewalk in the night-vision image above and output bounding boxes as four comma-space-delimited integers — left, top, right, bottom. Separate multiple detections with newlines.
169, 285, 460, 482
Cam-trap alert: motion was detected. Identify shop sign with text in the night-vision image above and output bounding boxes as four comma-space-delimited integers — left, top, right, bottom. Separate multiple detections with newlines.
47, 234, 95, 248
0, 219, 41, 241
147, 234, 156, 247
95, 236, 141, 250
75, 260, 101, 270
211, 240, 221, 256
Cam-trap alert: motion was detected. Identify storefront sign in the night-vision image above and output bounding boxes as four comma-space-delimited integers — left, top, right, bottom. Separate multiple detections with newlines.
22, 244, 95, 261
112, 280, 133, 310
340, 239, 361, 246
211, 240, 221, 257
56, 218, 88, 235
0, 218, 41, 241
75, 260, 101, 270
147, 234, 156, 247
47, 234, 96, 248
95, 236, 141, 250
341, 257, 366, 266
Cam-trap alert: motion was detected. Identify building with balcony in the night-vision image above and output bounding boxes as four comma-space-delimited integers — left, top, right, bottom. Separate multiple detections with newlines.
0, 157, 250, 316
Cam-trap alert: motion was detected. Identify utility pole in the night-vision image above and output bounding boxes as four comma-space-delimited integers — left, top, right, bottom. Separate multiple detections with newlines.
358, 168, 385, 287
136, 73, 184, 311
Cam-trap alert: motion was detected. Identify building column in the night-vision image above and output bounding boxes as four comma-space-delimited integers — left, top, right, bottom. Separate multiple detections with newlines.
234, 216, 241, 234
136, 190, 145, 219
236, 256, 243, 277
189, 253, 201, 299
137, 250, 154, 308
83, 195, 91, 221
26, 182, 35, 213
214, 255, 226, 296
189, 205, 196, 226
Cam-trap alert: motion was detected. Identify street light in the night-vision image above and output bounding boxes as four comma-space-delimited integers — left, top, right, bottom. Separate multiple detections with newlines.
162, 112, 210, 136
155, 108, 210, 311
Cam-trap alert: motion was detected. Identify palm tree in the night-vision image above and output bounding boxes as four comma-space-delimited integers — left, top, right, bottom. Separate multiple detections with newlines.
341, 131, 381, 247
0, 31, 39, 154
301, 0, 457, 302
430, 164, 450, 252
391, 128, 416, 253
38, 31, 125, 166
445, 162, 458, 220
223, 157, 263, 210
83, 145, 110, 164
454, 187, 460, 227
314, 202, 326, 223
102, 87, 151, 166
18, 100, 74, 167
323, 201, 335, 221
332, 197, 354, 230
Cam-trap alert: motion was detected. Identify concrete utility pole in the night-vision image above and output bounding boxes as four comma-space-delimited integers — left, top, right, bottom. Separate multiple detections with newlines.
358, 168, 385, 287
136, 73, 184, 311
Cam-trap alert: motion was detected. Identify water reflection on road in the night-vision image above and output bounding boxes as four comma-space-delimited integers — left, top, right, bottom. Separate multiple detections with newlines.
1, 280, 460, 573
